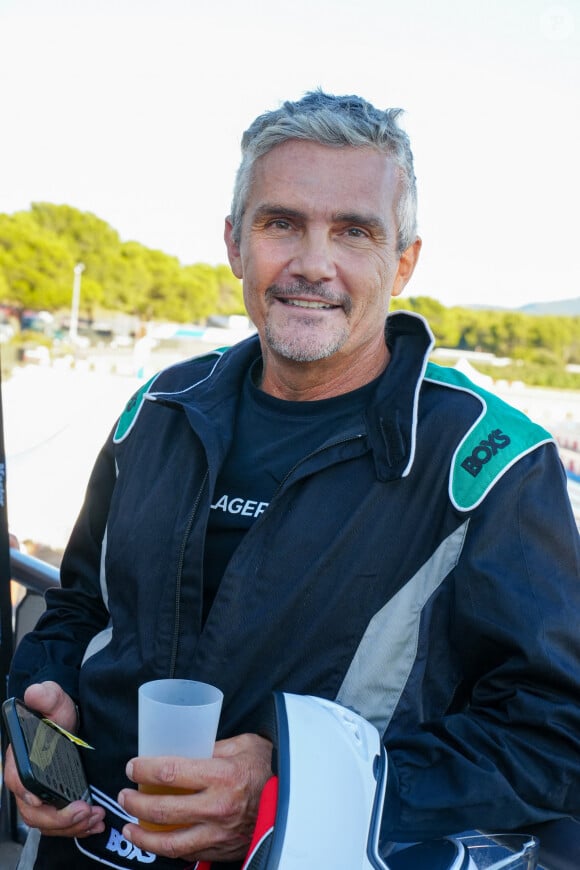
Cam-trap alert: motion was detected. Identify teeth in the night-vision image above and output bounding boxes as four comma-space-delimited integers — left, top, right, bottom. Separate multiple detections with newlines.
285, 299, 334, 309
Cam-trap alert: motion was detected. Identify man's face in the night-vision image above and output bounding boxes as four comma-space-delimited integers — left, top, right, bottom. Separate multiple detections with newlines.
225, 140, 420, 392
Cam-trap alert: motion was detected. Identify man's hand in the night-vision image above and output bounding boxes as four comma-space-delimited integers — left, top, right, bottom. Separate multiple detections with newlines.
3, 681, 105, 838
118, 733, 273, 863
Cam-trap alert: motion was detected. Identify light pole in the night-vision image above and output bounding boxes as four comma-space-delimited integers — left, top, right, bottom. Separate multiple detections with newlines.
69, 262, 85, 344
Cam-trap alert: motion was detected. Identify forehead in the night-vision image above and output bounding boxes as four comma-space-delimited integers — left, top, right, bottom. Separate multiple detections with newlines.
246, 140, 400, 221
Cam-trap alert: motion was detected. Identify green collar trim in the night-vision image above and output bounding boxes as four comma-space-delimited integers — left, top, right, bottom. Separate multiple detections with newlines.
424, 362, 554, 511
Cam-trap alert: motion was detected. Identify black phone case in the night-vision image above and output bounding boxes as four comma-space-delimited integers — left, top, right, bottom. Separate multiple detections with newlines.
2, 697, 91, 808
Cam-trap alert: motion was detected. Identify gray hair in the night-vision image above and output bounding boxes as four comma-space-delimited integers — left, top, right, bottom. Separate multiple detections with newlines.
230, 90, 418, 254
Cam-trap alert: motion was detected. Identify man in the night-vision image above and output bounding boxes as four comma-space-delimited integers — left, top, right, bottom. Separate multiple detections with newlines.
5, 91, 580, 869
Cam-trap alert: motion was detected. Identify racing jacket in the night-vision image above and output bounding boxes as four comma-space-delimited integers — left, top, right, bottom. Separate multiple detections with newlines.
9, 311, 580, 865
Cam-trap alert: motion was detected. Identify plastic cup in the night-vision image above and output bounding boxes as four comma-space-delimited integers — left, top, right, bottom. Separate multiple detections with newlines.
458, 833, 539, 869
138, 679, 223, 757
137, 678, 223, 830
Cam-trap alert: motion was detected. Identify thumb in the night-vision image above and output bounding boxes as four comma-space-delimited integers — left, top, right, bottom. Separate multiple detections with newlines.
23, 682, 78, 732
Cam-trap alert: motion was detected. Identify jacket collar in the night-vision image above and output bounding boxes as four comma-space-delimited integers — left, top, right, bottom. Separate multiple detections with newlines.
152, 311, 434, 481
365, 310, 434, 481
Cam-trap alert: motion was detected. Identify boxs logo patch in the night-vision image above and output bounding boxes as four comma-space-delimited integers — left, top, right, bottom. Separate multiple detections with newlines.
106, 827, 156, 863
460, 429, 511, 477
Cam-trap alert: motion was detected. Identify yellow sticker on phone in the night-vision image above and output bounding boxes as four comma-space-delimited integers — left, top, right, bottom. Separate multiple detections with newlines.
42, 719, 95, 750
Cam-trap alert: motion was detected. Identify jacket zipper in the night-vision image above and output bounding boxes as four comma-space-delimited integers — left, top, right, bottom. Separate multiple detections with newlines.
168, 432, 365, 675
169, 469, 209, 678
273, 432, 366, 497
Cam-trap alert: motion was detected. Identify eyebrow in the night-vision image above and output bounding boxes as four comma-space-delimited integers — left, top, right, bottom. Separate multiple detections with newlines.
251, 204, 389, 234
251, 204, 305, 223
333, 212, 389, 234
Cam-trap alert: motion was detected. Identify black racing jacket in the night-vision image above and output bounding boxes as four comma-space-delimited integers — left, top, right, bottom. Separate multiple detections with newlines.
9, 312, 580, 865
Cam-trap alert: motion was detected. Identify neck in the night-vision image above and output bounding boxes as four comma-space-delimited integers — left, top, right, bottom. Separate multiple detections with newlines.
259, 345, 391, 401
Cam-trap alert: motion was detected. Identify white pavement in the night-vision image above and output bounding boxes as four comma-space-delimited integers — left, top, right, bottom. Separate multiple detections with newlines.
3, 362, 144, 551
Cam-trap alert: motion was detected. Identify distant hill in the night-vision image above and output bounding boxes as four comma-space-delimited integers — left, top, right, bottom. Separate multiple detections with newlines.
519, 297, 580, 316
458, 297, 580, 315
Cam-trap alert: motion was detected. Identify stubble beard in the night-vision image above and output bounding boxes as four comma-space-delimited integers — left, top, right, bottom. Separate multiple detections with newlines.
263, 281, 352, 363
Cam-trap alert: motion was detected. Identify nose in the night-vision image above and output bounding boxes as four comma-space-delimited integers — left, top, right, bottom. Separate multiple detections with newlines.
288, 227, 337, 283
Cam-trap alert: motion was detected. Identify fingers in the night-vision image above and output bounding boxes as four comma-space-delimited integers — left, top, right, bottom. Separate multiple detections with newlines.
116, 734, 273, 863
120, 817, 249, 864
17, 798, 105, 839
3, 746, 44, 813
4, 746, 104, 839
119, 757, 213, 828
119, 788, 204, 833
5, 745, 104, 838
121, 734, 272, 815
125, 755, 212, 795
118, 770, 249, 862
23, 682, 78, 732
3, 746, 25, 797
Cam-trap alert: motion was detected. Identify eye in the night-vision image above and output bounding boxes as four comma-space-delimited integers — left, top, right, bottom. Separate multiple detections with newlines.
344, 227, 368, 238
267, 218, 293, 231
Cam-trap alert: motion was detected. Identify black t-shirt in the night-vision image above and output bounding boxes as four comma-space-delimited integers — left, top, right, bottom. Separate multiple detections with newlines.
202, 363, 379, 620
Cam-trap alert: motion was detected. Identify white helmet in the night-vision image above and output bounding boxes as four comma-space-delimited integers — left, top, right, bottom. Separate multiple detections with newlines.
241, 693, 473, 870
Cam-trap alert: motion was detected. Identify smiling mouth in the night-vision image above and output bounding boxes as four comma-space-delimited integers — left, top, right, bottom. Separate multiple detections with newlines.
280, 298, 338, 310
267, 281, 350, 314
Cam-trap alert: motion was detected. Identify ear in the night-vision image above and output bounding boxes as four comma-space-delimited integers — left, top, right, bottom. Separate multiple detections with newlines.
224, 217, 243, 279
391, 237, 422, 298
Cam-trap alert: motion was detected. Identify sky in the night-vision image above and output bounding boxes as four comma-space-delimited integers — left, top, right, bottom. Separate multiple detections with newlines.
0, 0, 579, 310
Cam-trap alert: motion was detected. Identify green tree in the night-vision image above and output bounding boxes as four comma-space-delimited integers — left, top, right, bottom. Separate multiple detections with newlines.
0, 212, 75, 310
136, 247, 182, 319
1, 203, 247, 324
392, 296, 463, 347
29, 203, 123, 315
214, 264, 244, 315
154, 263, 218, 323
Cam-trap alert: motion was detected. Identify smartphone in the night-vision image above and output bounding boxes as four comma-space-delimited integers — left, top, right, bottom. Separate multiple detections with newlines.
2, 697, 92, 808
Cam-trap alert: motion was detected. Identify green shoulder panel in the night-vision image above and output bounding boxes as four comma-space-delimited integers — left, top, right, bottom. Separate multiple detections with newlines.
113, 374, 159, 443
424, 362, 554, 511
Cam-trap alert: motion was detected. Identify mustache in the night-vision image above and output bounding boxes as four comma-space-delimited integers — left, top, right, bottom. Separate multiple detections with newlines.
266, 281, 352, 314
